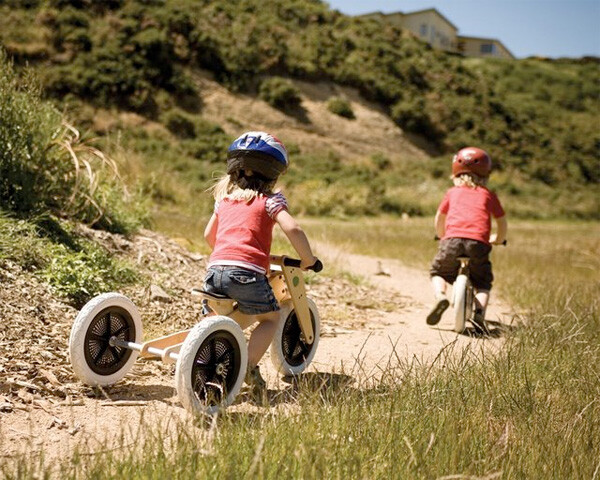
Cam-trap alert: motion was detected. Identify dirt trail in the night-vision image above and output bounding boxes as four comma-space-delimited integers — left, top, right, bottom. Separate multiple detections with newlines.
1, 236, 514, 465
304, 243, 513, 382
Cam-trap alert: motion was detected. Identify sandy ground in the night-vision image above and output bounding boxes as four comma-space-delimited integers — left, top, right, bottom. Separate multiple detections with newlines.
1, 237, 514, 467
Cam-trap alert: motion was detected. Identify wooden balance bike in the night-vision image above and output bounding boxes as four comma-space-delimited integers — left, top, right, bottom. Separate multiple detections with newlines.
68, 256, 322, 416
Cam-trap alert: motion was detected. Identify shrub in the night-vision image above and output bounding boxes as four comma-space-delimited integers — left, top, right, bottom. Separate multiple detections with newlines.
259, 76, 302, 110
326, 96, 355, 119
42, 242, 137, 307
161, 108, 196, 138
0, 50, 144, 232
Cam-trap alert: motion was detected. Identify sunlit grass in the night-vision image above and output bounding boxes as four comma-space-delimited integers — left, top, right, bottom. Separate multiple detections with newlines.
3, 218, 598, 479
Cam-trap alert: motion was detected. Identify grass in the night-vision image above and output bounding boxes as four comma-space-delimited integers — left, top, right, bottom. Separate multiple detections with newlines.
0, 211, 139, 308
2, 218, 599, 478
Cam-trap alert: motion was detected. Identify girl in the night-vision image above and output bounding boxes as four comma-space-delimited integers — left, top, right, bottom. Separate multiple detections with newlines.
203, 131, 319, 398
428, 147, 508, 332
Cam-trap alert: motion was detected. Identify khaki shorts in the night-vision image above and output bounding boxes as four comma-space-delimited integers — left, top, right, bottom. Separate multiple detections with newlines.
430, 238, 493, 290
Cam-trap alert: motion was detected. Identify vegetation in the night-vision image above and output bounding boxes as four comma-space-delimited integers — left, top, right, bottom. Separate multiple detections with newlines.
0, 0, 598, 220
259, 76, 302, 111
0, 50, 146, 232
0, 50, 142, 305
2, 219, 598, 478
0, 212, 138, 307
326, 95, 355, 119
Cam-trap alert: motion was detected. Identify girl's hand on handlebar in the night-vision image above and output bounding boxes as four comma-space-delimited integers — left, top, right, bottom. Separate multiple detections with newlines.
301, 256, 319, 271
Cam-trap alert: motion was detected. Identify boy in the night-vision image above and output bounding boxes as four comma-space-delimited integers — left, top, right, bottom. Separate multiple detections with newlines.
427, 147, 507, 331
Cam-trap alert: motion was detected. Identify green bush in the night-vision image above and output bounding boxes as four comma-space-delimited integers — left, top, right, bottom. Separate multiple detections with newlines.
0, 212, 139, 307
259, 76, 302, 110
326, 96, 355, 119
161, 108, 196, 138
0, 50, 145, 231
41, 242, 137, 307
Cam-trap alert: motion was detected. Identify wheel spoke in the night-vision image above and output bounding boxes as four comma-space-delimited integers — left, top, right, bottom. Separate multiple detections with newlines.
89, 332, 107, 343
109, 346, 122, 362
210, 339, 216, 360
216, 347, 234, 364
194, 362, 213, 371
93, 343, 109, 363
112, 324, 129, 338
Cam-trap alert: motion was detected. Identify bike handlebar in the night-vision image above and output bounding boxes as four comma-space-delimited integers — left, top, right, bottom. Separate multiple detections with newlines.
282, 257, 323, 272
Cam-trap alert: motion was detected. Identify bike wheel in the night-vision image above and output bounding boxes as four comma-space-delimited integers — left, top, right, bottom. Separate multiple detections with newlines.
69, 293, 142, 386
453, 275, 470, 333
270, 298, 320, 376
175, 316, 247, 416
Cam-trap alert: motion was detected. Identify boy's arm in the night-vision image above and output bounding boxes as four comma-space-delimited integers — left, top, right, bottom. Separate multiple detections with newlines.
204, 213, 218, 249
275, 210, 317, 269
434, 210, 446, 239
490, 215, 507, 245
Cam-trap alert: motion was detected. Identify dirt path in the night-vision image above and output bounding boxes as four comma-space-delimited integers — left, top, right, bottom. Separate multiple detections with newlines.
1, 239, 514, 466
304, 244, 513, 382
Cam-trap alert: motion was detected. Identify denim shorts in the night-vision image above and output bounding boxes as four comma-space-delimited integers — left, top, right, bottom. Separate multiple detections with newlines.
430, 238, 493, 291
203, 266, 280, 315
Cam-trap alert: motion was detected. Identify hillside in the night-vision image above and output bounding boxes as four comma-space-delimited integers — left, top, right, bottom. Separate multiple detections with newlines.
0, 0, 598, 221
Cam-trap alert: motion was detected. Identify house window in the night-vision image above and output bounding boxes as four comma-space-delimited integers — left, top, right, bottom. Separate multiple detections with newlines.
420, 24, 428, 36
480, 43, 495, 54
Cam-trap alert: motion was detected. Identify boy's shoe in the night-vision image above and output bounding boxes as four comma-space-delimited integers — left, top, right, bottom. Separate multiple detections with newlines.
426, 297, 450, 325
472, 310, 489, 334
245, 365, 267, 401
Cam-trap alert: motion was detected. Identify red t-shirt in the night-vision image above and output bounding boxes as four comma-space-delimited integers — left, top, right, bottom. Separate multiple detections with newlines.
439, 186, 505, 245
208, 192, 288, 274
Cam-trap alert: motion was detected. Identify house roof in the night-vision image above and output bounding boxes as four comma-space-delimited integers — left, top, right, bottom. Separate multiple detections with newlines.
457, 35, 515, 58
357, 8, 458, 31
401, 8, 459, 31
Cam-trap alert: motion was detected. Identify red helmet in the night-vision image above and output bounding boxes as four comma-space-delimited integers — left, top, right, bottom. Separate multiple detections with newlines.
452, 147, 492, 178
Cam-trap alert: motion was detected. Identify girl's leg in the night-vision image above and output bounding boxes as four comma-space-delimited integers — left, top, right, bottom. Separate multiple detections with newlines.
247, 310, 281, 367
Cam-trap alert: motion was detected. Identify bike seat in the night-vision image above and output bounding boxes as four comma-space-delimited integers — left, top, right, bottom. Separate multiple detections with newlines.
191, 288, 233, 300
199, 290, 231, 300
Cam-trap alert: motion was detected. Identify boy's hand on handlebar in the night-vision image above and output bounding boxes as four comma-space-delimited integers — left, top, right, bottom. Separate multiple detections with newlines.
489, 234, 507, 245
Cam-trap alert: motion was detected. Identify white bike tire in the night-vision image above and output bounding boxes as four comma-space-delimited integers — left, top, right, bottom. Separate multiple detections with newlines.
453, 275, 469, 333
270, 298, 320, 376
69, 292, 143, 386
175, 316, 247, 416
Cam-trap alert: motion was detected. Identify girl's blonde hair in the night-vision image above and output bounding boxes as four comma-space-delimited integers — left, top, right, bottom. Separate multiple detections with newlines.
210, 173, 277, 202
452, 172, 488, 188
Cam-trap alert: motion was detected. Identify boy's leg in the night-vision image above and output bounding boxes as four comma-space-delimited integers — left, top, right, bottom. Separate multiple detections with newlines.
431, 275, 447, 299
474, 289, 489, 314
427, 276, 450, 325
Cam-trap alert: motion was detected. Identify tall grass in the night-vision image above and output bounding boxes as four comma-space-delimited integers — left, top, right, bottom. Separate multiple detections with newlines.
0, 49, 145, 232
2, 219, 598, 478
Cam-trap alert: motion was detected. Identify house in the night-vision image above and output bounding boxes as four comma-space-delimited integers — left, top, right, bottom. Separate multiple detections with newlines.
397, 8, 459, 52
359, 8, 515, 60
457, 36, 515, 60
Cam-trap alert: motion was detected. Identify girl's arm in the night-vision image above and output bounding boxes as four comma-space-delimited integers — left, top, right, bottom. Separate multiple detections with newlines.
275, 210, 317, 269
490, 215, 507, 245
434, 210, 446, 239
204, 213, 218, 250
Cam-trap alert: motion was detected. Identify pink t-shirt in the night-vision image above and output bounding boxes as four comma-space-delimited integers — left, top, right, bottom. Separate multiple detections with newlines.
208, 192, 288, 274
439, 186, 505, 245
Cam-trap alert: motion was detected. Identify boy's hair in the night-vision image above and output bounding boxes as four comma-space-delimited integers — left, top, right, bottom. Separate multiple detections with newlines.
452, 172, 488, 188
210, 172, 276, 202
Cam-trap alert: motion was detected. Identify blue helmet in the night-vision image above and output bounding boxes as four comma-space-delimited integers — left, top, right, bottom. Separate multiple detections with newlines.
227, 131, 288, 181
